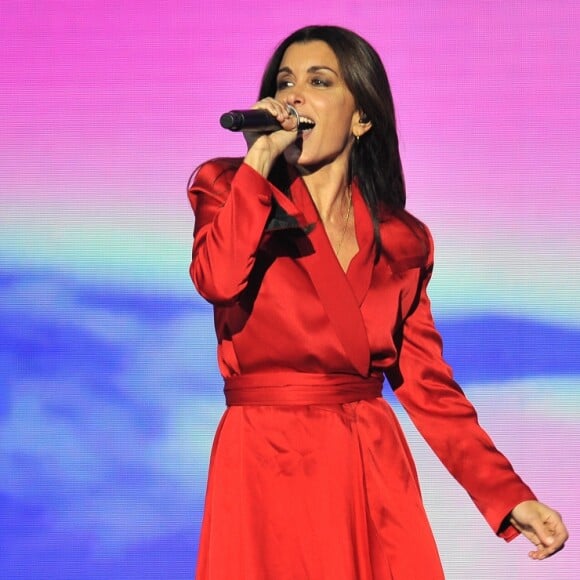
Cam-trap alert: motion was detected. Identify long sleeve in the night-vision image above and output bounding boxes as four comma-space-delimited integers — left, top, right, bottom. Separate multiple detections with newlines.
188, 158, 312, 305
386, 226, 537, 541
187, 160, 277, 304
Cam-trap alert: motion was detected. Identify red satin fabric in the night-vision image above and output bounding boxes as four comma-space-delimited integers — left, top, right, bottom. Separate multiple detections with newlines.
199, 396, 442, 579
188, 159, 537, 579
225, 372, 383, 405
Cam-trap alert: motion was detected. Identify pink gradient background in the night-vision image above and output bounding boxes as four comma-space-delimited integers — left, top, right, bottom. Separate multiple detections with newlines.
1, 2, 578, 578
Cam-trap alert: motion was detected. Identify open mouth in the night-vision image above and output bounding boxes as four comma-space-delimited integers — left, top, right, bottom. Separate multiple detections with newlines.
297, 116, 315, 132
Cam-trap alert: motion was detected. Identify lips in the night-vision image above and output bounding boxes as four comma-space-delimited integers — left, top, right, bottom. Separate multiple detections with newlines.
297, 115, 315, 131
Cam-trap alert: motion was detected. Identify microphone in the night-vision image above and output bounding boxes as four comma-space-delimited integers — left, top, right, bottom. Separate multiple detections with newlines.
220, 110, 282, 132
219, 106, 312, 133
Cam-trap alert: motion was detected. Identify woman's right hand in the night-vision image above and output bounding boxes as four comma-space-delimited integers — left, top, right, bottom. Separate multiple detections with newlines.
243, 98, 299, 176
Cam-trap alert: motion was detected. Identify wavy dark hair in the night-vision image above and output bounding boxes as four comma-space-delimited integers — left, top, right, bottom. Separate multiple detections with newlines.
259, 25, 406, 256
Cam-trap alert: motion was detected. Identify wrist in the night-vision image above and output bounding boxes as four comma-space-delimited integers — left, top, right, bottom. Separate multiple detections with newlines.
244, 138, 278, 177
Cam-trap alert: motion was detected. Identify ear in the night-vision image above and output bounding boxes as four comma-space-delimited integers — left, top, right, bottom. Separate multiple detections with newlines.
353, 111, 372, 138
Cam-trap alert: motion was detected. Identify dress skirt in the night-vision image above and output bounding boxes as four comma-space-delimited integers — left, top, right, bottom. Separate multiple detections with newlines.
195, 397, 445, 579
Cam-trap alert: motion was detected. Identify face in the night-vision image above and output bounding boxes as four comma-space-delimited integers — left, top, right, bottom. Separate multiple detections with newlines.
274, 40, 368, 170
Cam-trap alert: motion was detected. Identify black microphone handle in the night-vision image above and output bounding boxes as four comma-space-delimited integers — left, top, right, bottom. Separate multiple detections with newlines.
220, 110, 282, 132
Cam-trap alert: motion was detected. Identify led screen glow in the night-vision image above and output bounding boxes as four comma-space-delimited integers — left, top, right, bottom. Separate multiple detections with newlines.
1, 2, 578, 578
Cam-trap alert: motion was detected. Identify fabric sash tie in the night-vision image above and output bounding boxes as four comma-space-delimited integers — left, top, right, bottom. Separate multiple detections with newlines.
224, 372, 384, 406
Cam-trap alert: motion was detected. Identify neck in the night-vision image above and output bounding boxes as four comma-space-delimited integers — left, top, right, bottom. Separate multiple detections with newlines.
300, 163, 351, 222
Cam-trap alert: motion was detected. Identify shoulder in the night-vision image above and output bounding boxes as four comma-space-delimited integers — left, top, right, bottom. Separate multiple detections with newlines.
188, 157, 244, 195
378, 206, 434, 270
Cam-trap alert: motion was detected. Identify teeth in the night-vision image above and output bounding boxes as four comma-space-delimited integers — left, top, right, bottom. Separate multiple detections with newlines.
297, 116, 315, 130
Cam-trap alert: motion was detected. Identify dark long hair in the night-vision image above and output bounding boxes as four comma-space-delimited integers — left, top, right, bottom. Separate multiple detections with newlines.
259, 25, 406, 256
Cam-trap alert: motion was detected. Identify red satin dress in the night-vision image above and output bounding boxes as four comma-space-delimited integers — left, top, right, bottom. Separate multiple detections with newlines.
188, 159, 536, 579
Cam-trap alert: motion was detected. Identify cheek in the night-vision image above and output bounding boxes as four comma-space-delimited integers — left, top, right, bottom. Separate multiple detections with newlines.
328, 111, 356, 139
330, 100, 356, 129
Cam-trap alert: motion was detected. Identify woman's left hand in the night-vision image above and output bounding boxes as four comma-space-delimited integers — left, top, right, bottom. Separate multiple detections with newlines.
510, 500, 568, 560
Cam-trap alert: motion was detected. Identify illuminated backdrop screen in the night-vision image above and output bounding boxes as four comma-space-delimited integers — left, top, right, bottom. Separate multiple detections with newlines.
1, 2, 578, 579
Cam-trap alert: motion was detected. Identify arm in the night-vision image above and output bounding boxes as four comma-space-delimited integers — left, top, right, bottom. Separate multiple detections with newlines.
386, 226, 537, 541
188, 99, 301, 304
188, 160, 277, 304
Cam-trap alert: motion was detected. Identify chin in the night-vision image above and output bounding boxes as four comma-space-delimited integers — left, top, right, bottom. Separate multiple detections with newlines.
283, 142, 303, 167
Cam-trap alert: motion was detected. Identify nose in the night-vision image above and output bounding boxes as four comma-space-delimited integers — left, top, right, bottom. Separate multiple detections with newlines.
284, 84, 305, 107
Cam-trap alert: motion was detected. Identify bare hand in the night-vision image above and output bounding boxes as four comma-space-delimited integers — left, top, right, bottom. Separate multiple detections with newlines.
243, 98, 299, 175
510, 500, 568, 560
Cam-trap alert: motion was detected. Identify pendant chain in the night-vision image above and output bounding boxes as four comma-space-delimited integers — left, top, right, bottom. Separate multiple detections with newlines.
335, 187, 352, 256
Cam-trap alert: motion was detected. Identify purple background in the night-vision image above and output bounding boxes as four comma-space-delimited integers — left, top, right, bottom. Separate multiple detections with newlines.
1, 2, 578, 578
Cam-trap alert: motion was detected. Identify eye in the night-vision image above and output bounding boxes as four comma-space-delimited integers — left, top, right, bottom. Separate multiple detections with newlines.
311, 77, 331, 87
276, 78, 294, 90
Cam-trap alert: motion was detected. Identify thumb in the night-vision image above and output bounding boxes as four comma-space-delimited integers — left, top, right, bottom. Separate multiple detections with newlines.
529, 513, 556, 546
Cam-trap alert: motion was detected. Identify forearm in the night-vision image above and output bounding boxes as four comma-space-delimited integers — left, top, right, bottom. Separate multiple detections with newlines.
189, 162, 274, 303
395, 372, 537, 539
389, 261, 536, 539
243, 138, 280, 177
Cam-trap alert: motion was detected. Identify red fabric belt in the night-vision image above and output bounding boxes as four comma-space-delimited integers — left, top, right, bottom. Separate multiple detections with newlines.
224, 372, 384, 406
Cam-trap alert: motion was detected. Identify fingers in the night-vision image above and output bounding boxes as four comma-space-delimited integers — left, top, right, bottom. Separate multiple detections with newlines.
526, 534, 566, 561
250, 98, 298, 131
510, 504, 569, 561
530, 516, 568, 560
242, 98, 300, 167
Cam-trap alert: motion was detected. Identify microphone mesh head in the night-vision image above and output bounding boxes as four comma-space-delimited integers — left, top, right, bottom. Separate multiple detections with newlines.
219, 113, 237, 129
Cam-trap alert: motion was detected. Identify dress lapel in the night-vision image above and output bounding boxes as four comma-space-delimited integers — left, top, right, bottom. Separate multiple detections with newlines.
288, 178, 371, 376
346, 183, 375, 306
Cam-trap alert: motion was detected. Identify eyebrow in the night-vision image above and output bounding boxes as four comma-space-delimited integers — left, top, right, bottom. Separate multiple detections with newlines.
277, 65, 338, 76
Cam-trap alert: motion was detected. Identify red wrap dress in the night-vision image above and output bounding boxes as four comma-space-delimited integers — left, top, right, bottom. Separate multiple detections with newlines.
188, 158, 536, 579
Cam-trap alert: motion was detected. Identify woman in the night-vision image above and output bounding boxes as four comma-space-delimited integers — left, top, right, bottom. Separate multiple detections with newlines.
188, 25, 567, 579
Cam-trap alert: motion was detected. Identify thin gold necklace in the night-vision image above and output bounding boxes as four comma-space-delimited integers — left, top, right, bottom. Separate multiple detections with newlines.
335, 187, 352, 256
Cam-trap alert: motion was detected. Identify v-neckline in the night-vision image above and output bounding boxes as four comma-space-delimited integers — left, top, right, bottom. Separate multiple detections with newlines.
289, 177, 375, 305
291, 179, 359, 274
